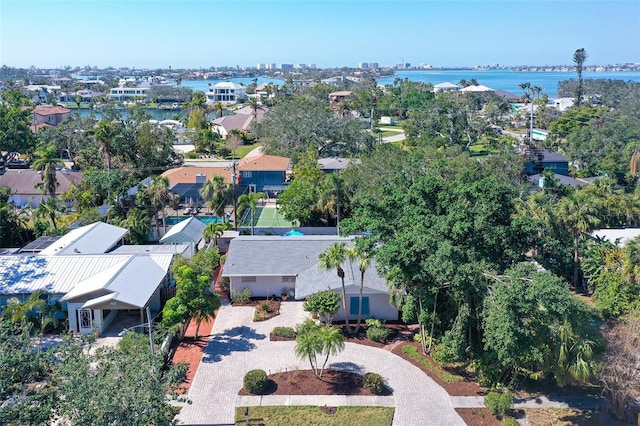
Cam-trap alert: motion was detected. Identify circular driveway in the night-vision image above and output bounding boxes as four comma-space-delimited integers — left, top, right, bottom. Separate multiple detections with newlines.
176, 302, 464, 425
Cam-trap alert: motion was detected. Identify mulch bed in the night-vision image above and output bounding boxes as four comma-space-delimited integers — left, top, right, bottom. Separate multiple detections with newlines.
253, 299, 281, 321
337, 322, 417, 349
391, 341, 485, 396
269, 333, 295, 341
238, 369, 392, 396
455, 408, 502, 426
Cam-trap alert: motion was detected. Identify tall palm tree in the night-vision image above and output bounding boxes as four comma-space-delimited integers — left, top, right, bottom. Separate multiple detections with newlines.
200, 175, 232, 220
32, 144, 61, 199
318, 242, 352, 335
237, 191, 265, 235
35, 197, 64, 231
146, 176, 172, 237
346, 245, 372, 334
573, 48, 588, 107
518, 82, 531, 104
557, 190, 601, 287
95, 120, 115, 172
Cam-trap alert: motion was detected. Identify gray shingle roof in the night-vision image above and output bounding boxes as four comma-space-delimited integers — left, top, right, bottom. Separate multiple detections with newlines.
223, 236, 388, 298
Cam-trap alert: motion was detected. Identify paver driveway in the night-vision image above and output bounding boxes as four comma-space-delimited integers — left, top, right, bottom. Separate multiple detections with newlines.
176, 302, 464, 426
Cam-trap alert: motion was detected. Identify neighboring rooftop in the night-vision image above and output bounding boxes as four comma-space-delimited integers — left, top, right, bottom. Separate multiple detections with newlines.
38, 222, 127, 256
238, 154, 291, 171
591, 228, 640, 247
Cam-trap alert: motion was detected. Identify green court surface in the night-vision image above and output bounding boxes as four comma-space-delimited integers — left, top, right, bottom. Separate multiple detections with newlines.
244, 206, 298, 228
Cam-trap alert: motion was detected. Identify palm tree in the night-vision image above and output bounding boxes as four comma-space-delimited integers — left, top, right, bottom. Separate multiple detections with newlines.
346, 245, 372, 334
294, 320, 323, 377
203, 222, 228, 247
573, 48, 588, 107
35, 197, 64, 231
120, 208, 151, 244
237, 191, 265, 235
32, 144, 61, 199
146, 176, 172, 237
95, 120, 115, 172
213, 102, 224, 119
1, 290, 52, 351
318, 242, 352, 335
557, 190, 601, 287
318, 325, 345, 376
518, 82, 531, 104
200, 175, 232, 220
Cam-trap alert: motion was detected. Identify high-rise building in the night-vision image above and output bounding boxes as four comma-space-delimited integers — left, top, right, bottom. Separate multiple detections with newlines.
257, 63, 266, 70
281, 64, 294, 70
307, 64, 316, 69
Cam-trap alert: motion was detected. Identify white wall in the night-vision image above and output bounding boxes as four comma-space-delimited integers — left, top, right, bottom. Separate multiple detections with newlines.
336, 293, 398, 321
230, 276, 295, 298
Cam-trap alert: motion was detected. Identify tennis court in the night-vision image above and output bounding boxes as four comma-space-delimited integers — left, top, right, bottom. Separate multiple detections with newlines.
244, 206, 298, 228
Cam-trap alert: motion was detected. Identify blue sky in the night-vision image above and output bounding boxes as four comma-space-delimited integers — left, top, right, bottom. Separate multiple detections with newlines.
2, 0, 639, 69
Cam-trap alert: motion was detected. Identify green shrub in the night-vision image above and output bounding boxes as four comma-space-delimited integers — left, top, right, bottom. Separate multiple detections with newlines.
431, 342, 459, 365
363, 372, 385, 394
233, 287, 252, 304
164, 362, 189, 391
366, 326, 390, 343
272, 326, 296, 338
501, 416, 519, 426
402, 345, 463, 383
413, 332, 431, 346
262, 303, 272, 313
364, 318, 384, 328
243, 369, 268, 394
484, 391, 513, 418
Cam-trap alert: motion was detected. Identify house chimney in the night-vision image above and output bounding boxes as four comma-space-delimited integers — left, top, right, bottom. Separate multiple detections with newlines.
195, 173, 206, 184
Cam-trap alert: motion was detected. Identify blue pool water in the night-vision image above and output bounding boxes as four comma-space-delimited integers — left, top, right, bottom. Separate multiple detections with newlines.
165, 216, 223, 226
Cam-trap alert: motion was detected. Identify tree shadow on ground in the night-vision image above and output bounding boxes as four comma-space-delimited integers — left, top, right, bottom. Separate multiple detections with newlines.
202, 326, 266, 363
328, 361, 365, 376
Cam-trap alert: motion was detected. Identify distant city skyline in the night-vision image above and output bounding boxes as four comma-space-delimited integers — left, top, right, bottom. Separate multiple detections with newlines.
2, 1, 639, 69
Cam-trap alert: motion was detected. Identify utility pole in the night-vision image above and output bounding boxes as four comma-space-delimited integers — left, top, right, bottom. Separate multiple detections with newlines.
232, 161, 238, 231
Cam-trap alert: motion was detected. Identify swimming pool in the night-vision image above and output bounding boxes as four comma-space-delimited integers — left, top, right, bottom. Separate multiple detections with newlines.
165, 215, 224, 226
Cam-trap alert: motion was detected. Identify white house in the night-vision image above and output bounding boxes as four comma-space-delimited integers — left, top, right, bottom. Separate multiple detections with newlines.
223, 236, 399, 321
205, 82, 247, 105
553, 97, 575, 112
159, 217, 206, 257
591, 228, 640, 247
0, 222, 181, 336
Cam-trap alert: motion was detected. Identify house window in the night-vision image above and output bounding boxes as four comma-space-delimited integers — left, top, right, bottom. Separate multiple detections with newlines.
242, 171, 253, 179
349, 297, 369, 316
241, 276, 257, 283
282, 276, 296, 282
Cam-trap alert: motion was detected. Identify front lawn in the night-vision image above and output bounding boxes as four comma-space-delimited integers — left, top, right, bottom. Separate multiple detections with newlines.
235, 406, 394, 426
234, 143, 261, 159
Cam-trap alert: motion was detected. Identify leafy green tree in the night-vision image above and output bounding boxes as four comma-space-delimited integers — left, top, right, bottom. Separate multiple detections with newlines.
253, 94, 374, 159
0, 100, 36, 156
238, 191, 265, 235
277, 147, 325, 226
318, 242, 352, 334
341, 147, 535, 358
162, 265, 220, 338
303, 289, 341, 326
483, 262, 597, 386
53, 333, 177, 425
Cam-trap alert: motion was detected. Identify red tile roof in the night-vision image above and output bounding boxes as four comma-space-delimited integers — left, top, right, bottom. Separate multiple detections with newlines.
160, 166, 235, 186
